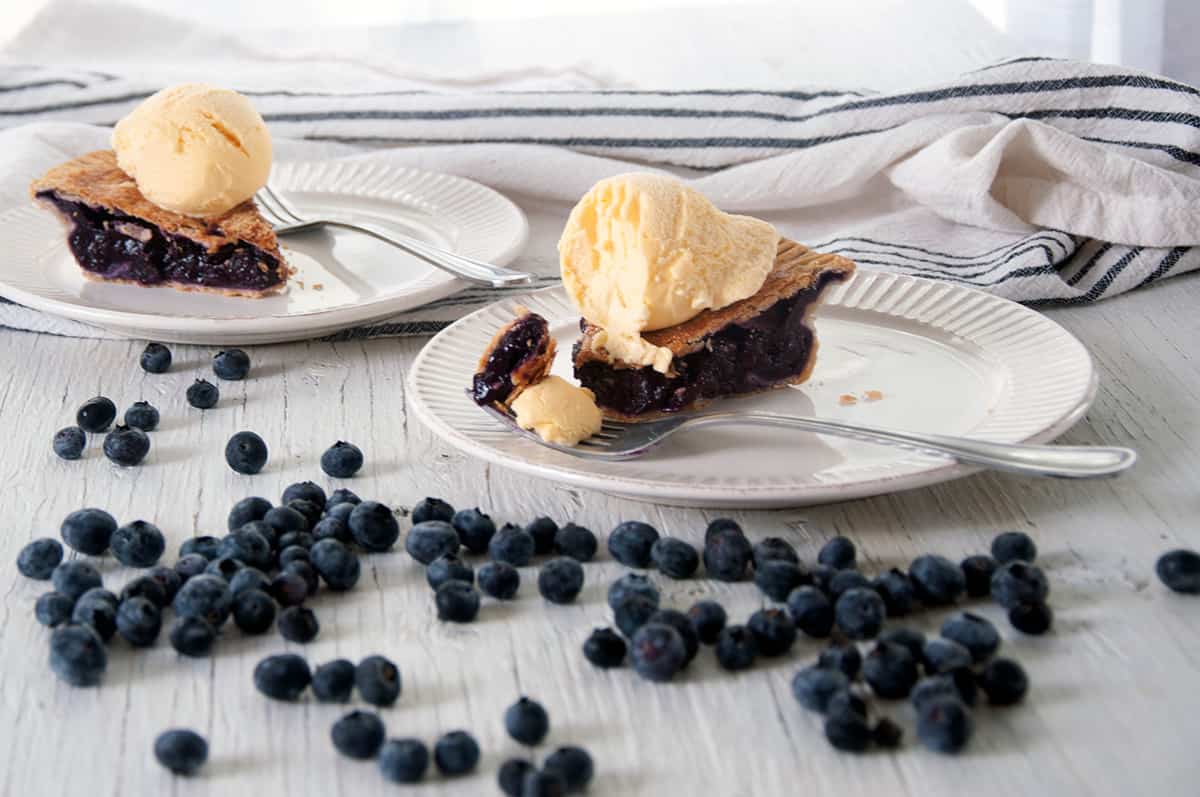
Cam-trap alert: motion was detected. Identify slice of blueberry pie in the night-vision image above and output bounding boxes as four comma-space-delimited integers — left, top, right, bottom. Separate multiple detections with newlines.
31, 150, 289, 297
572, 238, 854, 420
471, 308, 557, 406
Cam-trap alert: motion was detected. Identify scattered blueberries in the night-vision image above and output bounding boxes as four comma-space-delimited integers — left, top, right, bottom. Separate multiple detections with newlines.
607, 521, 660, 569
909, 554, 966, 606
538, 557, 585, 604
452, 508, 496, 554
169, 616, 217, 657
489, 524, 536, 567
990, 561, 1049, 609
747, 608, 797, 656
76, 396, 117, 433
348, 501, 399, 552
103, 425, 151, 466
992, 531, 1038, 564
53, 426, 86, 460
630, 622, 688, 681
212, 349, 251, 381
356, 655, 402, 707
35, 591, 73, 627
331, 710, 386, 759
650, 537, 699, 579
788, 586, 834, 638
687, 600, 727, 645
232, 589, 276, 634
1156, 549, 1200, 594
1009, 601, 1054, 635
17, 537, 63, 580
225, 431, 269, 474
434, 730, 481, 776
436, 580, 481, 622
916, 697, 973, 753
321, 441, 363, 478
61, 507, 117, 555
960, 555, 998, 598
554, 523, 598, 562
714, 625, 758, 671
940, 612, 1001, 662
278, 606, 320, 643
834, 587, 886, 640
380, 738, 430, 784
505, 696, 550, 746
412, 497, 455, 524
607, 573, 660, 611
139, 342, 172, 374
478, 561, 521, 600
52, 560, 102, 601
111, 520, 166, 567
583, 627, 627, 668
124, 401, 160, 432
818, 536, 857, 570
186, 379, 220, 409
254, 653, 312, 700
427, 553, 475, 591
154, 728, 207, 775
407, 520, 461, 565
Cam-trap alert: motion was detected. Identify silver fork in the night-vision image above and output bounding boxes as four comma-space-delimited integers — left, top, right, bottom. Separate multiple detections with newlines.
478, 401, 1136, 478
254, 183, 534, 288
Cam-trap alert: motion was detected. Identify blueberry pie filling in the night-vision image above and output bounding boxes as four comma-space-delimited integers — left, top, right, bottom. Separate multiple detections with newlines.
471, 310, 556, 406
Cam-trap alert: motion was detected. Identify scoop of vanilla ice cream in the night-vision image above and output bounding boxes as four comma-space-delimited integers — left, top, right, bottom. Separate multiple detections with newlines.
510, 376, 603, 446
112, 83, 272, 217
558, 173, 779, 373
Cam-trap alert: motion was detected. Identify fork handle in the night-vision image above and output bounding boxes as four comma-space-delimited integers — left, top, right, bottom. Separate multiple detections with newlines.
317, 219, 534, 288
685, 412, 1136, 479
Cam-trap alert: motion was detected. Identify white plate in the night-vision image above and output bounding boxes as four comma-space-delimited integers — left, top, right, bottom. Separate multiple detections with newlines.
408, 272, 1098, 508
0, 160, 528, 344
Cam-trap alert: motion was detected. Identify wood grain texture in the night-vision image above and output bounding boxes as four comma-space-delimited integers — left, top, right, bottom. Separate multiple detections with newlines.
0, 273, 1198, 797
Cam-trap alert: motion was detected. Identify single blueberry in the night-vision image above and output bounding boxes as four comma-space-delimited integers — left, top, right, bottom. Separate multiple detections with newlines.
186, 379, 220, 409
537, 557, 585, 604
451, 508, 496, 554
990, 561, 1049, 609
357, 654, 402, 706
909, 554, 966, 606
349, 501, 400, 552
1156, 549, 1200, 594
582, 627, 626, 668
144, 565, 183, 602
1009, 601, 1054, 635
834, 587, 886, 640
76, 396, 116, 433
53, 426, 86, 460
380, 738, 429, 784
872, 568, 916, 616
940, 612, 1001, 663
331, 710, 386, 759
412, 497, 455, 524
703, 518, 743, 545
139, 343, 172, 374
270, 572, 309, 606
752, 536, 800, 569
35, 591, 73, 627
427, 553, 475, 591
543, 746, 594, 792
173, 573, 233, 627
254, 653, 312, 700
123, 401, 160, 432
312, 659, 356, 702
607, 521, 660, 568
227, 496, 272, 532
169, 616, 217, 657
526, 516, 559, 555
212, 348, 251, 381
553, 523, 598, 562
436, 580, 481, 622
103, 425, 150, 466
992, 531, 1038, 564
818, 536, 857, 570
61, 507, 117, 555
650, 537, 700, 579
612, 594, 658, 639
817, 643, 862, 679
978, 657, 1029, 705
489, 524, 536, 567
478, 561, 521, 600
154, 728, 207, 775
755, 560, 808, 602
607, 573, 660, 610
961, 554, 998, 598
863, 641, 920, 699
116, 596, 162, 646
52, 560, 102, 601
225, 431, 268, 474
49, 624, 107, 685
17, 537, 63, 580
310, 539, 361, 590
714, 624, 758, 671
111, 520, 166, 567
407, 520, 460, 565
505, 696, 550, 746
788, 586, 834, 638
747, 608, 797, 657
792, 665, 851, 713
320, 441, 363, 478
922, 638, 974, 675
280, 481, 326, 510
278, 606, 319, 643
916, 697, 973, 753
687, 600, 727, 645
433, 730, 480, 776
232, 589, 276, 634
629, 622, 687, 681
703, 529, 752, 582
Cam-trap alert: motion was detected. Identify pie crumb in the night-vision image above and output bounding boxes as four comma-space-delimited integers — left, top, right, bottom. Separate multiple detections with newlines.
296, 280, 305, 289
312, 283, 324, 291
864, 390, 884, 402
838, 394, 858, 406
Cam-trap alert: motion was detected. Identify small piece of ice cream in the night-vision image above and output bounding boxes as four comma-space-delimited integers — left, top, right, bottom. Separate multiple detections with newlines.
510, 376, 603, 446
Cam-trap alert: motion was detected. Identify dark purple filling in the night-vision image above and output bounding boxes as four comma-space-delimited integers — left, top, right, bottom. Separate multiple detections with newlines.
38, 191, 283, 292
471, 313, 551, 405
575, 277, 839, 417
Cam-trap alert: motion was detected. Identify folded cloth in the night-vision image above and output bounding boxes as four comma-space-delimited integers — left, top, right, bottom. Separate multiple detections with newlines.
1, 55, 1199, 340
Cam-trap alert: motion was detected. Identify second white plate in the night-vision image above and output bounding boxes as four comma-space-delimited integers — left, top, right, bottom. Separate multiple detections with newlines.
408, 272, 1098, 508
0, 159, 528, 344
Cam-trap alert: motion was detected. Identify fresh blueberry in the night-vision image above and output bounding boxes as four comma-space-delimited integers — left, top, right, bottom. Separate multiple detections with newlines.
872, 568, 916, 616
286, 499, 323, 530
543, 746, 594, 792
792, 665, 851, 713
687, 600, 727, 645
17, 538, 63, 580
960, 554, 998, 598
990, 561, 1049, 608
175, 553, 210, 581
412, 497, 455, 524
788, 586, 834, 637
818, 536, 856, 570
834, 587, 886, 640
140, 343, 172, 374
648, 608, 699, 663
154, 729, 207, 775
489, 524, 536, 567
607, 573, 660, 610
327, 487, 360, 509
451, 508, 495, 554
817, 643, 862, 679
978, 657, 1029, 705
116, 596, 161, 646
103, 425, 150, 466
916, 697, 973, 753
992, 531, 1037, 564
312, 659, 356, 702
120, 575, 168, 607
277, 545, 310, 570
173, 573, 233, 627
53, 426, 86, 460
151, 726, 216, 780
276, 531, 314, 551
607, 521, 660, 568
879, 626, 926, 662
380, 738, 429, 783
1156, 549, 1200, 594
278, 482, 325, 511
348, 501, 399, 552
582, 627, 627, 668
703, 517, 743, 545
61, 507, 117, 555
111, 520, 165, 567
824, 701, 871, 752
312, 515, 351, 544
225, 431, 268, 474
505, 696, 550, 746
433, 730, 480, 776
435, 580, 481, 622
538, 557, 584, 604
227, 497, 272, 532
52, 560, 102, 601
76, 396, 116, 432
863, 641, 920, 699
747, 608, 797, 656
310, 539, 361, 591
872, 717, 904, 748
752, 536, 799, 569
270, 572, 309, 607
145, 565, 183, 602
123, 401, 160, 432
186, 379, 219, 409
35, 591, 73, 627
320, 441, 363, 478
253, 654, 312, 700
407, 520, 460, 564
49, 624, 107, 685
940, 612, 1001, 663
427, 553, 474, 590
650, 537, 699, 579
356, 654, 402, 706
478, 561, 520, 600
169, 616, 217, 657
714, 624, 758, 671
331, 710, 386, 759
1009, 601, 1054, 634
755, 560, 808, 602
212, 348, 251, 381
228, 567, 270, 597
922, 638, 974, 674
703, 529, 752, 582
206, 556, 245, 582
630, 622, 687, 681
278, 606, 319, 643
554, 523, 598, 562
232, 589, 276, 634
828, 569, 872, 599
498, 758, 535, 796
613, 595, 658, 638
909, 554, 966, 605
526, 516, 559, 556
71, 594, 117, 641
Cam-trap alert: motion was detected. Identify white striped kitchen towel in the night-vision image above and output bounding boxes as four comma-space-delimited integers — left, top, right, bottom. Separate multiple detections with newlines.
0, 55, 1198, 339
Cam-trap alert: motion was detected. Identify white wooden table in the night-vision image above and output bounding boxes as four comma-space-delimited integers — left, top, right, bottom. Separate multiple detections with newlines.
0, 266, 1197, 796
